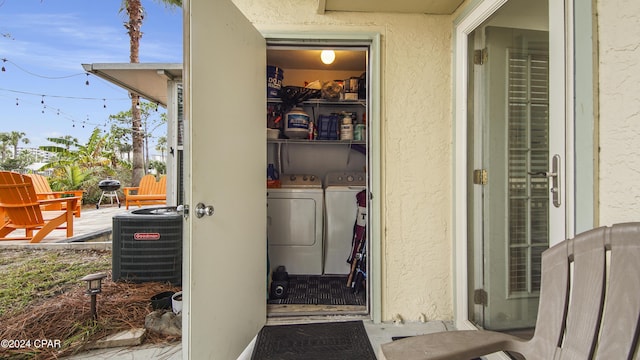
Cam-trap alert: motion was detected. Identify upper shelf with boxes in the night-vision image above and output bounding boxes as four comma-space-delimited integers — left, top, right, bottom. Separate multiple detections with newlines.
266, 65, 367, 144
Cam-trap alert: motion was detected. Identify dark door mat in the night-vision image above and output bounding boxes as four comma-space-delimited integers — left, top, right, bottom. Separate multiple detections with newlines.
267, 275, 366, 305
251, 320, 376, 360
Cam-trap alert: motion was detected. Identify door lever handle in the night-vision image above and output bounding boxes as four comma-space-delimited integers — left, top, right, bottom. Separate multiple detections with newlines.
527, 171, 549, 177
527, 171, 557, 178
527, 155, 561, 208
550, 154, 561, 208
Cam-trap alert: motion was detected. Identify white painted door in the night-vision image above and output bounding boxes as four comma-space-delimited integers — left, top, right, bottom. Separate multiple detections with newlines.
183, 0, 266, 358
468, 0, 567, 331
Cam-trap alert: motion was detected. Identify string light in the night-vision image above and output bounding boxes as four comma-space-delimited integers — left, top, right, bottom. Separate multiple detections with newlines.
2, 92, 163, 132
2, 93, 117, 131
0, 57, 87, 80
0, 87, 128, 102
0, 58, 167, 134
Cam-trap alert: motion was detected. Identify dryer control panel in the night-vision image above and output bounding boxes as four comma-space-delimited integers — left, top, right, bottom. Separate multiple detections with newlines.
279, 174, 322, 188
325, 171, 367, 187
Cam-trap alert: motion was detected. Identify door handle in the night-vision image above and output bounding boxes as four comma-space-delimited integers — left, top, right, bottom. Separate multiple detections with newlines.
527, 155, 561, 207
527, 171, 553, 177
195, 203, 214, 218
549, 154, 561, 208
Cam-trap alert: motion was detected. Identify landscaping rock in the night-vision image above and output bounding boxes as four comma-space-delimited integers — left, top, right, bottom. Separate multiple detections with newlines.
145, 310, 182, 336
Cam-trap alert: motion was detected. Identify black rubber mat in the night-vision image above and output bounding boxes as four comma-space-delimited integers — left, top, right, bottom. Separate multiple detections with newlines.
251, 321, 376, 360
267, 275, 366, 305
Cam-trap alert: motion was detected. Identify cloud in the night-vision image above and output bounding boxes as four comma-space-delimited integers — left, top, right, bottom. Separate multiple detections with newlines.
0, 12, 131, 72
1, 10, 182, 73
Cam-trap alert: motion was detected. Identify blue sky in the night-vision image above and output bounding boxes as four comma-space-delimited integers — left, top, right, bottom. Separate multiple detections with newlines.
0, 0, 182, 149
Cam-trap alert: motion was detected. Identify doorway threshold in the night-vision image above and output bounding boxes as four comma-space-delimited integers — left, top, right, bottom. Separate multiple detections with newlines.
266, 308, 369, 325
268, 304, 367, 318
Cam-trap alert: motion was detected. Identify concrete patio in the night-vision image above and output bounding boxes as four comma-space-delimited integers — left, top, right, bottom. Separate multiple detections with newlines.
0, 204, 126, 248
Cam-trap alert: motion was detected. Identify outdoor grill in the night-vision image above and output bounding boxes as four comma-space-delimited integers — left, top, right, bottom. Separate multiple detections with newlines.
97, 179, 121, 209
98, 179, 121, 191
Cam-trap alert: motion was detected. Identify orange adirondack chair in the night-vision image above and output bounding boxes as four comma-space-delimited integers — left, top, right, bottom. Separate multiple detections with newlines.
26, 173, 84, 217
0, 171, 79, 243
123, 174, 167, 209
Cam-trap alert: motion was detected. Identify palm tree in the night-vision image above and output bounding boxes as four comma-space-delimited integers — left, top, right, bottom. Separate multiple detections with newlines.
156, 136, 167, 162
0, 132, 9, 162
121, 0, 181, 186
7, 131, 29, 159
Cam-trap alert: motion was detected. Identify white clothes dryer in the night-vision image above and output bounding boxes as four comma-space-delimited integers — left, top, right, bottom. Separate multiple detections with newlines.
323, 171, 367, 275
267, 174, 323, 275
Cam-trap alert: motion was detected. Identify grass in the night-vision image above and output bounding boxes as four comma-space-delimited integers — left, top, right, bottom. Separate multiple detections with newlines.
0, 249, 111, 317
0, 248, 181, 359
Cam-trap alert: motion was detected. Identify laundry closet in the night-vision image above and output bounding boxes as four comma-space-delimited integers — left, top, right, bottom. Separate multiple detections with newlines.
265, 44, 370, 315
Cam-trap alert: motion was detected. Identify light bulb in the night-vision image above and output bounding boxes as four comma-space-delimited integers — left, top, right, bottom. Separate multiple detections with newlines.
320, 50, 335, 65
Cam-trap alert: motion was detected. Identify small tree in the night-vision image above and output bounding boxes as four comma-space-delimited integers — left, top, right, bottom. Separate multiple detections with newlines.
39, 128, 115, 180
0, 150, 35, 171
108, 101, 166, 179
148, 159, 166, 175
49, 165, 92, 191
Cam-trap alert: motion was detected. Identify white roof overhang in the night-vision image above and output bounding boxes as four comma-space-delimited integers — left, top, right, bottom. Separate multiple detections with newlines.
81, 63, 182, 107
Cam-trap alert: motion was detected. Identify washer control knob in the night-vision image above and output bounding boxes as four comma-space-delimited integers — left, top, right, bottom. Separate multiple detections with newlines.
347, 175, 354, 182
289, 175, 296, 181
310, 175, 316, 181
303, 175, 308, 181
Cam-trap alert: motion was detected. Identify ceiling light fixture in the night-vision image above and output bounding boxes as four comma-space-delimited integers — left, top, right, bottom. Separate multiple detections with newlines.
320, 50, 335, 65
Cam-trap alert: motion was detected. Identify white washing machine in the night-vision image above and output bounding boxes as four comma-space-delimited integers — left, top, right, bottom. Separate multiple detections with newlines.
324, 171, 367, 275
267, 174, 323, 275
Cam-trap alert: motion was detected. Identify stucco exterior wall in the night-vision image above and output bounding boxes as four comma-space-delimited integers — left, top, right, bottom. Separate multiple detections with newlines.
232, 0, 454, 321
597, 0, 640, 225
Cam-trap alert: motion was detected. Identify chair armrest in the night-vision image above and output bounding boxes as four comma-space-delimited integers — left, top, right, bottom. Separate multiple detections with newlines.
123, 187, 139, 196
380, 330, 527, 360
38, 196, 81, 207
36, 192, 64, 198
36, 190, 84, 198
